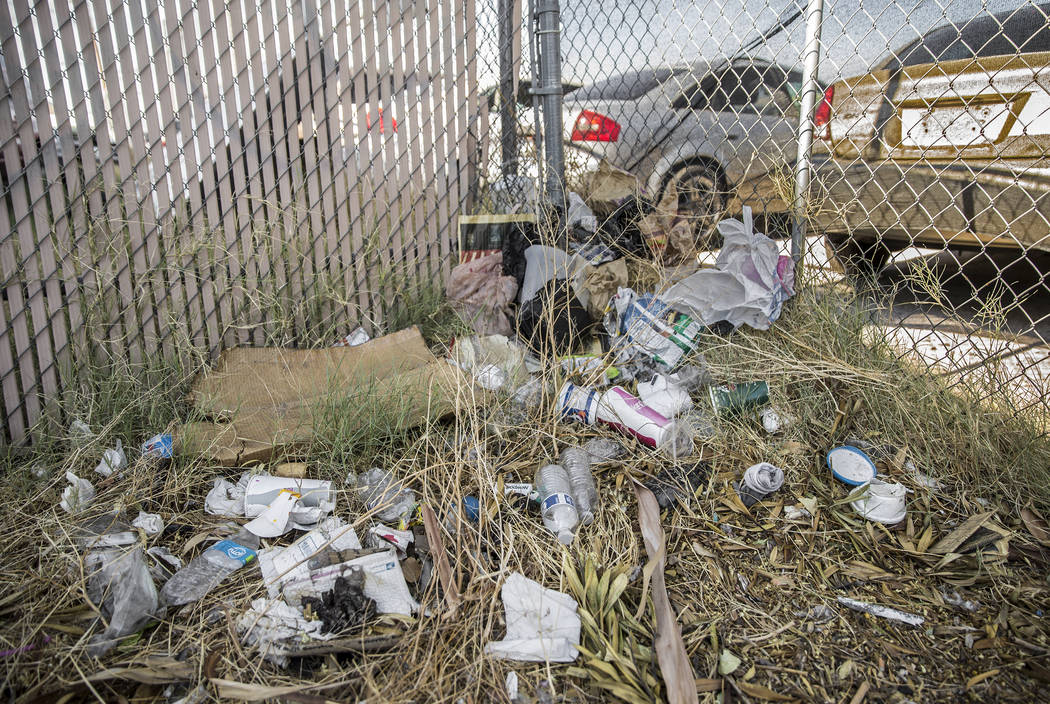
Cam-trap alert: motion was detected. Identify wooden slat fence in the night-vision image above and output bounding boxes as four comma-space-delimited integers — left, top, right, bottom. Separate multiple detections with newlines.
0, 0, 485, 444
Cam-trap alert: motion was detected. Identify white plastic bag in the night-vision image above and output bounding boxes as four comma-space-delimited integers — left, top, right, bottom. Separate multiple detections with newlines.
662, 207, 795, 330
60, 471, 96, 513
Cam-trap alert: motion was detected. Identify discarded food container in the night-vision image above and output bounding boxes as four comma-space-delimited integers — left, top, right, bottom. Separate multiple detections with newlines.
708, 381, 769, 415
95, 439, 127, 477
558, 382, 694, 458
244, 488, 301, 537
159, 531, 260, 606
827, 446, 877, 486
734, 462, 784, 507
244, 476, 333, 514
534, 464, 578, 545
849, 479, 907, 524
560, 447, 598, 525
141, 433, 174, 460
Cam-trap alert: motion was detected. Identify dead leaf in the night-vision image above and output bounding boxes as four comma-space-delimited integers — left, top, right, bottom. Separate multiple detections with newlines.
634, 482, 699, 704
695, 678, 722, 692
736, 681, 795, 701
930, 512, 994, 555
87, 659, 195, 684
421, 505, 461, 615
1021, 507, 1050, 545
965, 669, 1000, 689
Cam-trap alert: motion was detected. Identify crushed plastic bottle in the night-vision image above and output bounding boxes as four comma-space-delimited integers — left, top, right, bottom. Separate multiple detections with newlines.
560, 447, 598, 525
159, 531, 260, 606
582, 437, 624, 462
349, 468, 417, 523
533, 464, 578, 545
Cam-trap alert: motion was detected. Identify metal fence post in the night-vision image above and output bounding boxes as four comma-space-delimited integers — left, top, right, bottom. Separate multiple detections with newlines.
499, 0, 519, 177
535, 0, 564, 212
791, 0, 826, 264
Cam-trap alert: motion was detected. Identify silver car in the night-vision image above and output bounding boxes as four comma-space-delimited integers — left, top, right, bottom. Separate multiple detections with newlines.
565, 58, 803, 239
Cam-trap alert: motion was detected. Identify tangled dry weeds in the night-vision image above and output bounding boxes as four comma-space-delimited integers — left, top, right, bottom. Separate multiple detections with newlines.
2, 284, 1050, 703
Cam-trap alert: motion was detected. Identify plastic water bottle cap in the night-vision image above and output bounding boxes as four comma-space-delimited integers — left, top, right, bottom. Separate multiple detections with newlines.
557, 530, 574, 545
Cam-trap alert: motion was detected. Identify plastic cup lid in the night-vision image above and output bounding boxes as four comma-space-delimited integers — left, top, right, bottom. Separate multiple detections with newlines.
826, 445, 877, 486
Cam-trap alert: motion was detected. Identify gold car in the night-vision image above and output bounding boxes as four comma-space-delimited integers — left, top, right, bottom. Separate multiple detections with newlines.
811, 2, 1050, 276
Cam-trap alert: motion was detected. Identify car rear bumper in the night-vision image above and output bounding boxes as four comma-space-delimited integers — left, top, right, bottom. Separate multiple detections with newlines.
810, 156, 1050, 253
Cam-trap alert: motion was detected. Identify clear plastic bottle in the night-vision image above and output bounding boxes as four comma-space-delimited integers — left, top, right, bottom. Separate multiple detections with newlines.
159, 531, 260, 606
533, 464, 578, 545
560, 447, 598, 525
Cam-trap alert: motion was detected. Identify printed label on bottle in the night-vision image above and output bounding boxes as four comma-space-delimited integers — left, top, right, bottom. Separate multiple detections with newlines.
210, 539, 257, 564
504, 482, 535, 498
541, 493, 575, 511
558, 382, 597, 424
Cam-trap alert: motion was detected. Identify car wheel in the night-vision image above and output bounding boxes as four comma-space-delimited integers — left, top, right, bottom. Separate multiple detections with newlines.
824, 234, 892, 281
663, 161, 728, 248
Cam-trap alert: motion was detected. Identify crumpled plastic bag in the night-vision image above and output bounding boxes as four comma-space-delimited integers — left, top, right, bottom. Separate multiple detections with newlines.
567, 191, 597, 233
638, 374, 693, 418
237, 597, 330, 667
60, 471, 96, 513
662, 207, 795, 330
348, 468, 416, 523
485, 572, 580, 662
450, 334, 531, 391
94, 439, 127, 477
520, 245, 572, 304
132, 511, 164, 535
447, 252, 518, 336
85, 545, 162, 656
204, 476, 247, 517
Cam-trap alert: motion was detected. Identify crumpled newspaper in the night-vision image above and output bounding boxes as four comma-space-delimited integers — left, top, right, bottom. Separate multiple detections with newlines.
662, 207, 795, 330
485, 572, 580, 662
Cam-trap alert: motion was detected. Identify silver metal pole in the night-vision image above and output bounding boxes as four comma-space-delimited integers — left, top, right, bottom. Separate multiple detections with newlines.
791, 0, 826, 264
535, 0, 564, 213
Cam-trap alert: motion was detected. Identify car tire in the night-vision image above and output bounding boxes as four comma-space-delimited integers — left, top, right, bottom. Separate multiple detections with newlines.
824, 234, 893, 281
662, 161, 728, 249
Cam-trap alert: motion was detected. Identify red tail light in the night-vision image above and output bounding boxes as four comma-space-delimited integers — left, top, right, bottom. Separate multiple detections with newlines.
571, 110, 620, 142
814, 85, 834, 139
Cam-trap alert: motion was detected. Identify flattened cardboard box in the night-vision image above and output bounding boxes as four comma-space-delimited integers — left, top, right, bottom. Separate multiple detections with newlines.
177, 327, 474, 465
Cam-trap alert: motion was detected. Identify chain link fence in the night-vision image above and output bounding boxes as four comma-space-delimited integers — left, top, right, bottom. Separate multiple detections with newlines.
1, 0, 1048, 443
546, 0, 1049, 428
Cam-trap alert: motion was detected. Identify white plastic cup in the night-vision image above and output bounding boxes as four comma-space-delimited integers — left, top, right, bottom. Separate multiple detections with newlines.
244, 476, 333, 516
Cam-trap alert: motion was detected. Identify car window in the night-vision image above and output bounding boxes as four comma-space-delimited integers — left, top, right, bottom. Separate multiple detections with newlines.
884, 2, 1050, 70
573, 68, 687, 101
669, 73, 722, 111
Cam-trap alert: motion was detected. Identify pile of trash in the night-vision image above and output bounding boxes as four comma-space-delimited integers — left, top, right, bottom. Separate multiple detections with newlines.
8, 184, 1050, 703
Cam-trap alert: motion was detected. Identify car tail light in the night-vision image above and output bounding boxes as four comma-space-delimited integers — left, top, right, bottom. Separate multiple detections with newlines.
814, 85, 834, 139
571, 110, 620, 142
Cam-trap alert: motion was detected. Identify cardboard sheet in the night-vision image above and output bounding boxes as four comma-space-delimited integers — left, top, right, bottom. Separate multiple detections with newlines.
178, 327, 472, 465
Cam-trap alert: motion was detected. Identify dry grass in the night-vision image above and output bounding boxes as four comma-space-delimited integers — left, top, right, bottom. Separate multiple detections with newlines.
2, 245, 1050, 703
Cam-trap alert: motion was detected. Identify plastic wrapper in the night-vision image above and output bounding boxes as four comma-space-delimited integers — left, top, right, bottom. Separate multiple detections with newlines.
85, 545, 162, 656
